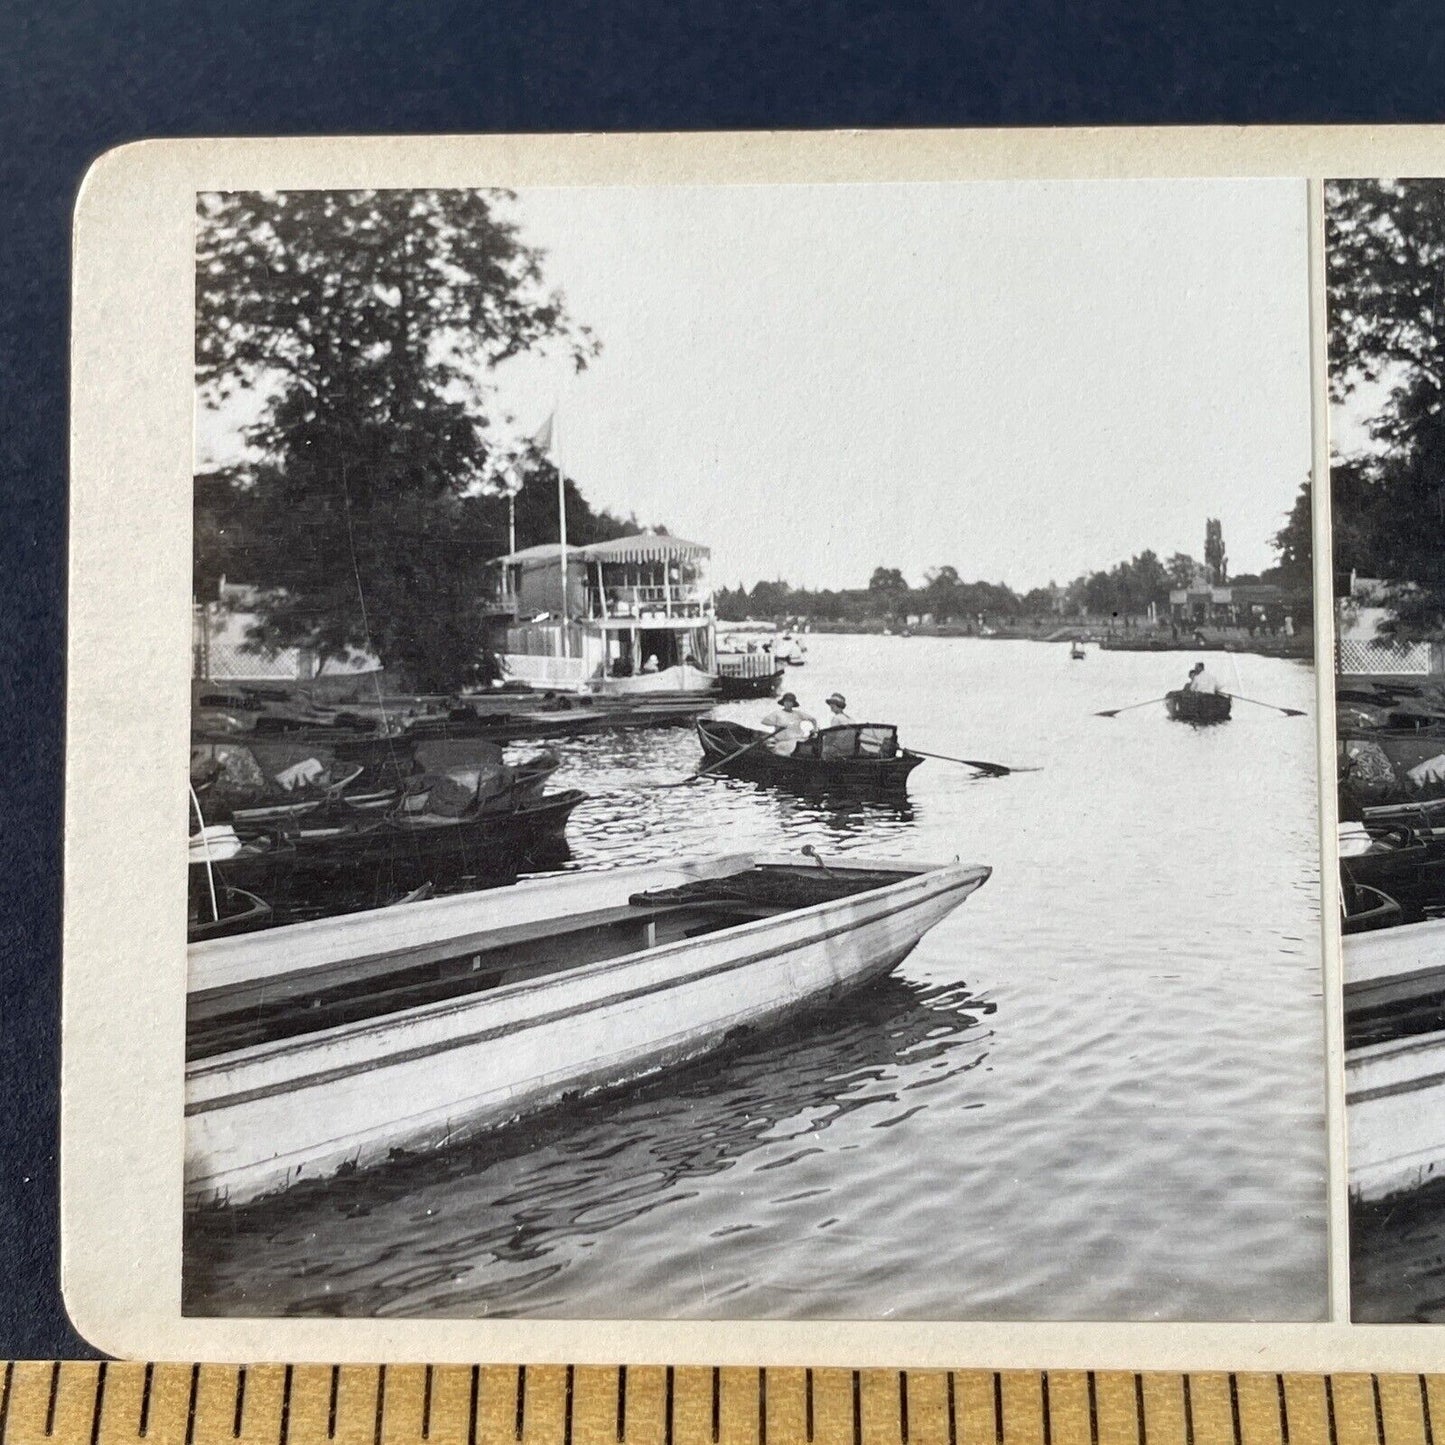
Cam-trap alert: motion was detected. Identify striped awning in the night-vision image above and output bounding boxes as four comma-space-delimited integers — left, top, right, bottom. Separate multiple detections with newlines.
579, 533, 709, 564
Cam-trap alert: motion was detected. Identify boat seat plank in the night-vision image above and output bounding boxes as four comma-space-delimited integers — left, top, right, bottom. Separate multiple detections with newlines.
186, 896, 793, 1060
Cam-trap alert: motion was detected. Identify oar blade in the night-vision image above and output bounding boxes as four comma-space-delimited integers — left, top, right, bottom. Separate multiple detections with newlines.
1095, 708, 1122, 719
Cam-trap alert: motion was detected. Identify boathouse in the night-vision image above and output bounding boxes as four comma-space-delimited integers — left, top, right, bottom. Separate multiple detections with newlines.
483, 531, 717, 694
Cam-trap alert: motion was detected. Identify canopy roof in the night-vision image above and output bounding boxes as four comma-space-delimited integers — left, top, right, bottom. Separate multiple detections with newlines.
491, 542, 581, 566
578, 532, 709, 564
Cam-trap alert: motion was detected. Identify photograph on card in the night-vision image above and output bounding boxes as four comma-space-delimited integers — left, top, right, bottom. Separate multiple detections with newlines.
182, 180, 1325, 1322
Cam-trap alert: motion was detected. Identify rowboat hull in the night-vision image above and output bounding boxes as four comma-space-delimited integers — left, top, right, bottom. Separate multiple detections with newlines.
1347, 918, 1445, 1201
185, 854, 990, 1207
1164, 689, 1231, 724
715, 669, 785, 699
697, 719, 923, 792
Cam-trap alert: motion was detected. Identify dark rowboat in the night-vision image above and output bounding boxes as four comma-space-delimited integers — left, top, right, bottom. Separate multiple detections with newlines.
1165, 689, 1232, 725
1341, 882, 1404, 937
696, 718, 923, 792
716, 669, 785, 699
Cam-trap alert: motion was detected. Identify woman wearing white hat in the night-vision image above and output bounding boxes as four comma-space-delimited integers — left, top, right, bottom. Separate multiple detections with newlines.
823, 692, 855, 726
760, 692, 816, 755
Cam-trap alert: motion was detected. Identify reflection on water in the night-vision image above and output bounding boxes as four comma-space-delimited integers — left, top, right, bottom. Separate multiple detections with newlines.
185, 975, 991, 1317
185, 636, 1327, 1321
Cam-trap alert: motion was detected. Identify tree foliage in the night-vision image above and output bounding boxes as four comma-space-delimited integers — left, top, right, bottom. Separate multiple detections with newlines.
195, 189, 597, 690
1328, 179, 1445, 633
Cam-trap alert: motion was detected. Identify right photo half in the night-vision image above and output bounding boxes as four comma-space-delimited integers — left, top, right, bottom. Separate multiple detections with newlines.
1332, 178, 1445, 1321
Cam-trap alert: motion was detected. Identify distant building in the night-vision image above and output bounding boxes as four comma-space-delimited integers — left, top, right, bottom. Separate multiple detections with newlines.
1168, 579, 1290, 627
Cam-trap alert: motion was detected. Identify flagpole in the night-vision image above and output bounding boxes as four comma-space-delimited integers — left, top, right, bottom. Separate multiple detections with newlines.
555, 407, 569, 655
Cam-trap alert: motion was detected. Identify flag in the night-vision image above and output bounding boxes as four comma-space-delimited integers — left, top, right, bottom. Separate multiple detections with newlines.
530, 411, 554, 454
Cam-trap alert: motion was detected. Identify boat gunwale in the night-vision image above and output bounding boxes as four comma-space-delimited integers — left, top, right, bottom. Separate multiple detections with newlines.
185, 858, 990, 1082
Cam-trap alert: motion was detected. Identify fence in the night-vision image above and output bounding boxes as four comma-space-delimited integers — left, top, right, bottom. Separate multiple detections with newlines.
192, 602, 377, 682
1336, 637, 1433, 675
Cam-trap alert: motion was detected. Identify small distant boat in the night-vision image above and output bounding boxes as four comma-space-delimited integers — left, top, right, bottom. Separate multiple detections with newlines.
1164, 689, 1232, 725
696, 718, 924, 792
185, 852, 992, 1206
1070, 643, 1086, 661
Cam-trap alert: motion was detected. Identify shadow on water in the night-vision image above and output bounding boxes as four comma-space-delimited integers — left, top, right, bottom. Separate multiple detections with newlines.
184, 971, 994, 1317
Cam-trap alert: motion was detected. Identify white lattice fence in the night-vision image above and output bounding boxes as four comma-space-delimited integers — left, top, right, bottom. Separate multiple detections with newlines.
1336, 638, 1432, 675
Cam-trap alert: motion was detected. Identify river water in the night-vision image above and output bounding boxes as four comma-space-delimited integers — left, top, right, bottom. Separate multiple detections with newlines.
185, 635, 1328, 1321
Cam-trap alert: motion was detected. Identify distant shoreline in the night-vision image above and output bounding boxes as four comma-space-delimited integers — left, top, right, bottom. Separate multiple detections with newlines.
791, 620, 1314, 659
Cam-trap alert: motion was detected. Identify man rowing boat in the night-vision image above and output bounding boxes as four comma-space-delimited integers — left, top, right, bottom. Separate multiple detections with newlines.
1185, 661, 1223, 694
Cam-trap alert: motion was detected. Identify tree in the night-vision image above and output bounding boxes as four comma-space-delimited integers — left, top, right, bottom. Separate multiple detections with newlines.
1204, 519, 1228, 584
195, 189, 596, 690
1272, 478, 1314, 590
922, 564, 962, 622
1166, 552, 1199, 591
1327, 180, 1445, 632
867, 566, 911, 620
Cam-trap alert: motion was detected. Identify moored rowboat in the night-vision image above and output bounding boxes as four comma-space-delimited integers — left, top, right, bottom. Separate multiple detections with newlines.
1347, 917, 1445, 1200
185, 851, 990, 1207
1164, 689, 1232, 724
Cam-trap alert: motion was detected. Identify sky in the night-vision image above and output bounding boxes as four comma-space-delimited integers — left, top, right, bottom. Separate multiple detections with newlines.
198, 179, 1313, 592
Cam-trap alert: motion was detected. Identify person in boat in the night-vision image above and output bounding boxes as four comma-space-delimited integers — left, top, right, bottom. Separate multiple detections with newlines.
641, 654, 660, 673
760, 692, 817, 755
1185, 661, 1222, 693
823, 692, 855, 727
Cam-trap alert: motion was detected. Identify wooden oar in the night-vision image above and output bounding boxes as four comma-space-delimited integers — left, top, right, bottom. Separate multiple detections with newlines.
1095, 696, 1168, 718
1228, 693, 1308, 718
652, 727, 786, 787
907, 748, 1039, 777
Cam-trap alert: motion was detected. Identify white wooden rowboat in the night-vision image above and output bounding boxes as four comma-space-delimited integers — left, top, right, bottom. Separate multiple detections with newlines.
1345, 916, 1445, 1202
185, 852, 990, 1207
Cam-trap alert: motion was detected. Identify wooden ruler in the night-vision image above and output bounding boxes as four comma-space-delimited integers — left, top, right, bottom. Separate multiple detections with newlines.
0, 1366, 1438, 1445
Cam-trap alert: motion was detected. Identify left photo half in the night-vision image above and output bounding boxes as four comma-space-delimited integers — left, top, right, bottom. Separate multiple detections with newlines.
173, 179, 1328, 1327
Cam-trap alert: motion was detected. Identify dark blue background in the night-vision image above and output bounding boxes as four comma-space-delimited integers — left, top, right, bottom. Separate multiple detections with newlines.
4, 0, 1444, 1359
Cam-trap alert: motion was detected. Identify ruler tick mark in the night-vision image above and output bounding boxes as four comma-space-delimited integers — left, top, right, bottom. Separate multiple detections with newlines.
1373, 1377, 1386, 1445
44, 1360, 60, 1437
712, 1367, 721, 1444
901, 1370, 911, 1445
234, 1366, 247, 1438
666, 1367, 675, 1445
1275, 1376, 1287, 1445
515, 1366, 526, 1442
995, 1372, 1005, 1445
422, 1365, 433, 1441
563, 1366, 574, 1445
374, 1366, 386, 1445
616, 1366, 626, 1443
185, 1364, 201, 1445
805, 1370, 814, 1444
947, 1373, 957, 1445
1, 1362, 14, 1445
139, 1363, 154, 1440
759, 1368, 767, 1445
1135, 1375, 1147, 1445
1423, 1376, 1436, 1445
1230, 1375, 1242, 1445
280, 1365, 295, 1445
89, 1361, 108, 1445
1087, 1373, 1099, 1445
328, 1366, 341, 1440
1325, 1377, 1338, 1445
1184, 1377, 1196, 1445
468, 1365, 481, 1445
